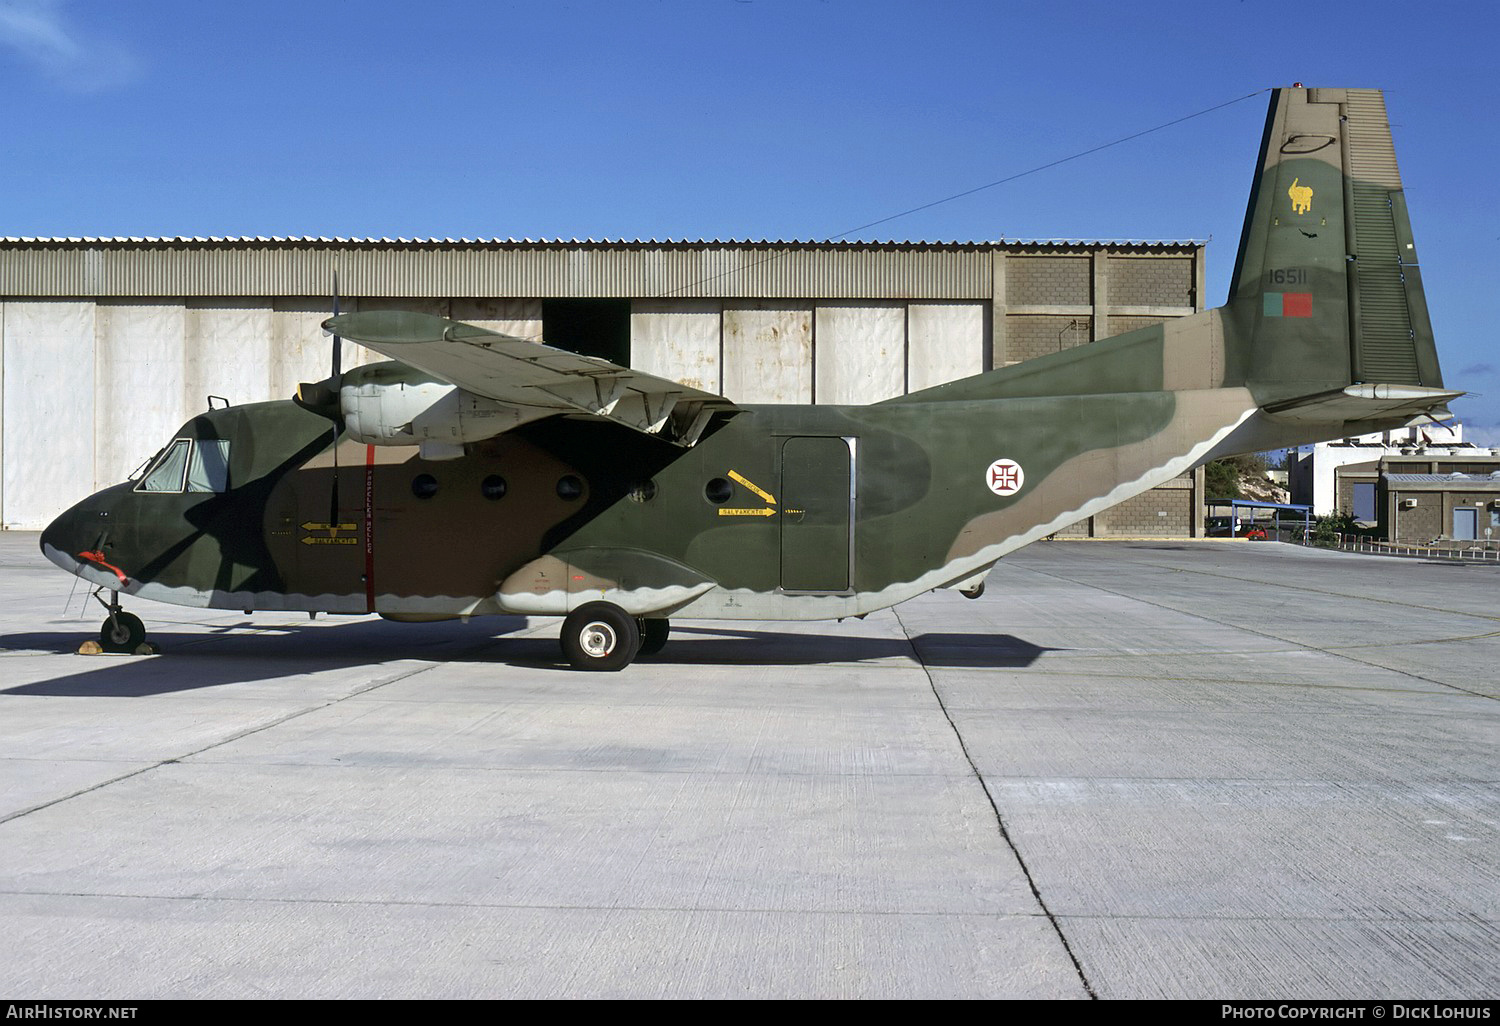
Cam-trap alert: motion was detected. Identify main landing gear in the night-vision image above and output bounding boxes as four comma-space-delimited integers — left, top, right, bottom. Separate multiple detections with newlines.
92, 589, 148, 654
557, 603, 671, 671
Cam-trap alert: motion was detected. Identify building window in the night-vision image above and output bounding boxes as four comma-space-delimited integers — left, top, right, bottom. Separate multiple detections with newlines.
1352, 482, 1376, 522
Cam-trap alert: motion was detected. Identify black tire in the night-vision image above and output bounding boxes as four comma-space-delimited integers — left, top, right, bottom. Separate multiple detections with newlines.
637, 618, 670, 657
560, 603, 640, 671
99, 611, 145, 653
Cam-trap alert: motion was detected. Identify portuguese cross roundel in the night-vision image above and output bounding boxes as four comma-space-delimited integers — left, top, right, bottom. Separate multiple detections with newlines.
986, 459, 1024, 496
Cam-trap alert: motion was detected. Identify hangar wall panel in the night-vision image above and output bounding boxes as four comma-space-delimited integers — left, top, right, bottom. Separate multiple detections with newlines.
2, 301, 95, 530
907, 302, 984, 392
269, 299, 385, 402
722, 302, 812, 404
450, 298, 542, 341
185, 301, 275, 411
0, 304, 4, 522
814, 302, 906, 405
95, 301, 187, 489
631, 300, 721, 394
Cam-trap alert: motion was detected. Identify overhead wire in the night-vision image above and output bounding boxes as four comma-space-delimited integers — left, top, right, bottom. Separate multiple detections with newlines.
653, 88, 1269, 299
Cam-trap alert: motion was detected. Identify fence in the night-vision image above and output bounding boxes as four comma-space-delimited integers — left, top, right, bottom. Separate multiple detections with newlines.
1317, 535, 1500, 563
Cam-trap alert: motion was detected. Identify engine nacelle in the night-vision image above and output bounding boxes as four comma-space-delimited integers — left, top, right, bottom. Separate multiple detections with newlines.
338, 361, 548, 447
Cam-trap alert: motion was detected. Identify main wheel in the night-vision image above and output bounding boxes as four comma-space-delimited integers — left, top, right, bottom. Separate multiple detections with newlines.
99, 611, 145, 653
560, 603, 640, 671
637, 618, 670, 657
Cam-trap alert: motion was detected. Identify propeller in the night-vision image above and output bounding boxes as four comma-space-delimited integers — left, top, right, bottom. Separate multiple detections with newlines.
294, 271, 345, 527
326, 273, 343, 527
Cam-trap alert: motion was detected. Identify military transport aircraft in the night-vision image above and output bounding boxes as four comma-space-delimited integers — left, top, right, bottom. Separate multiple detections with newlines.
41, 87, 1457, 669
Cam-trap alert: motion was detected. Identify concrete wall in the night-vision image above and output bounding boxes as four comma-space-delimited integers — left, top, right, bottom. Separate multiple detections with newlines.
1050, 467, 1204, 539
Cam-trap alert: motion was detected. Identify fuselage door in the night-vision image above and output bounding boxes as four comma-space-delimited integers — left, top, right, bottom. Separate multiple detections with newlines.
779, 436, 854, 593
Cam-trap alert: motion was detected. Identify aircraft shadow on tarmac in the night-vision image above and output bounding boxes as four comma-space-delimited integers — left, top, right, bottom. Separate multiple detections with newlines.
0, 620, 1058, 697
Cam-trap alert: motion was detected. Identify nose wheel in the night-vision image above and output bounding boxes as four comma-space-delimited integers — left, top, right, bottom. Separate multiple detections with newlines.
93, 590, 149, 654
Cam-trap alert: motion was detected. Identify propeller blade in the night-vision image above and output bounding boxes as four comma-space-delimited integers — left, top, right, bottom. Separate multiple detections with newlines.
328, 269, 342, 528
330, 269, 342, 383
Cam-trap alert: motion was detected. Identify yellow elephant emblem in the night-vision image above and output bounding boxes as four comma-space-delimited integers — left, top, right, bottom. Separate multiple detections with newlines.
1288, 177, 1313, 215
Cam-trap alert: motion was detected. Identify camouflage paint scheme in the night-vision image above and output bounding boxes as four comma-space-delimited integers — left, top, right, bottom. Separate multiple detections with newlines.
42, 88, 1458, 657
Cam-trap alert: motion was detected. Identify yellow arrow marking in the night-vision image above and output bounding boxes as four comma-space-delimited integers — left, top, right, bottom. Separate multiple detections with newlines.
717, 507, 777, 517
728, 470, 776, 506
301, 536, 359, 545
301, 522, 357, 532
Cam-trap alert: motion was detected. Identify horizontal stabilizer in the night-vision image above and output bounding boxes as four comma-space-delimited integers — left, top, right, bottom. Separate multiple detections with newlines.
1263, 383, 1463, 425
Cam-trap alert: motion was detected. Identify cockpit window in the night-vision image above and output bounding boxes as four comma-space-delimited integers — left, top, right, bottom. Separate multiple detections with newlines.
136, 439, 191, 492
187, 439, 231, 493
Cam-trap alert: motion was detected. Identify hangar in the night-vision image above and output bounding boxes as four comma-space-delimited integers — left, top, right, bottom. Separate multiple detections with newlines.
0, 236, 1205, 532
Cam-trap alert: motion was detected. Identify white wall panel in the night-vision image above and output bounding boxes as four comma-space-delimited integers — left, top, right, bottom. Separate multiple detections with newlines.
95, 301, 187, 489
722, 302, 812, 404
0, 304, 5, 524
907, 302, 984, 392
814, 302, 906, 405
630, 299, 721, 392
272, 299, 350, 401
451, 298, 542, 341
185, 301, 274, 410
2, 301, 95, 529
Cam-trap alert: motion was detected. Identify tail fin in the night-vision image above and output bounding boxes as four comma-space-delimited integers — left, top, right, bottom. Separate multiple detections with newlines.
1225, 87, 1445, 401
887, 86, 1456, 428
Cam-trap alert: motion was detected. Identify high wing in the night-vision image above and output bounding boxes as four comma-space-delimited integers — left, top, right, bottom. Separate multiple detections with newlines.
326, 310, 737, 446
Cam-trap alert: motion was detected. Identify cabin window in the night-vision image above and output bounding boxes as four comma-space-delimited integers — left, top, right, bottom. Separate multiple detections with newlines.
556, 475, 584, 501
704, 477, 732, 504
186, 440, 231, 493
412, 474, 439, 499
481, 475, 508, 500
136, 439, 191, 493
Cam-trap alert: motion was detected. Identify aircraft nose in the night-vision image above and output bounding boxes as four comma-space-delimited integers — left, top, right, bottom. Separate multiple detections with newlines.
39, 502, 104, 575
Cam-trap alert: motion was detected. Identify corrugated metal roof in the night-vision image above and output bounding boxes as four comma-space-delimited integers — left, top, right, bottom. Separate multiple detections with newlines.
0, 237, 1203, 299
1388, 472, 1500, 485
1, 235, 1204, 248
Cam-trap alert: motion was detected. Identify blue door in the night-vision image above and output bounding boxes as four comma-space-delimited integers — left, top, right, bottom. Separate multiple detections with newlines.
1453, 508, 1477, 541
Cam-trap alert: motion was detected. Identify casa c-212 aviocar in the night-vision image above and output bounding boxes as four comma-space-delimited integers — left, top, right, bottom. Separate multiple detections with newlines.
42, 87, 1457, 669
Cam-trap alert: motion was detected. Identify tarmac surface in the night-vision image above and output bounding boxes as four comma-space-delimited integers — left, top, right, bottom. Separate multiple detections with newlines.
0, 531, 1495, 999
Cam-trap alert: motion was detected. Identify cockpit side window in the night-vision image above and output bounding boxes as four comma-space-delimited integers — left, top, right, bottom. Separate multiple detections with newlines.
187, 439, 231, 493
135, 439, 191, 493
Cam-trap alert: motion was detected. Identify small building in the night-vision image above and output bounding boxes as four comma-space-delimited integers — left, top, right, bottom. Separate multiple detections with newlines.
1334, 453, 1500, 544
1287, 422, 1479, 517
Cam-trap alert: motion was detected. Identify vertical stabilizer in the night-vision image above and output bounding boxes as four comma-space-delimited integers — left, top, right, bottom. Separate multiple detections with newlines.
1225, 87, 1442, 402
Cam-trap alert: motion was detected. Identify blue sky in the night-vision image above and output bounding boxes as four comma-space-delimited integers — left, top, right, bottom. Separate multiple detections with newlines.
3, 0, 1496, 437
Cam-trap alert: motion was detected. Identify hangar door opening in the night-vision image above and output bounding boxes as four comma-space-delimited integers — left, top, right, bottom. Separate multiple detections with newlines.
780, 436, 854, 593
541, 299, 631, 366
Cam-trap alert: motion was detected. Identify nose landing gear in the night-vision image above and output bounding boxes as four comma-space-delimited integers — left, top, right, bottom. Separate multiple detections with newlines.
90, 589, 151, 654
